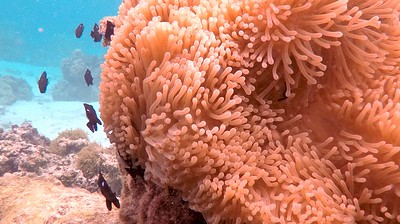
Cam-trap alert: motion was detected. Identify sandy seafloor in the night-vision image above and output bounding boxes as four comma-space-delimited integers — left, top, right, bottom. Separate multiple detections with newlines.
0, 60, 110, 147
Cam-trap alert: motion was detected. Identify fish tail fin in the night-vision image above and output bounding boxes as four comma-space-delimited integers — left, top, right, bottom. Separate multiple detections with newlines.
86, 122, 95, 133
112, 198, 120, 208
106, 199, 112, 211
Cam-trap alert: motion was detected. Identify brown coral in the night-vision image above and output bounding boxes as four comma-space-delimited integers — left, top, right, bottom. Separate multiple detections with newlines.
49, 128, 89, 155
99, 0, 400, 223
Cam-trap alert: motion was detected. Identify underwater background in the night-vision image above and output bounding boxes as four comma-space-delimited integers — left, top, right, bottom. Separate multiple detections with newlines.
0, 1, 124, 223
1, 0, 120, 65
0, 0, 121, 144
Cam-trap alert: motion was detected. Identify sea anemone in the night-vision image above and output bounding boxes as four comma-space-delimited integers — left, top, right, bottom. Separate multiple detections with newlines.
99, 0, 400, 223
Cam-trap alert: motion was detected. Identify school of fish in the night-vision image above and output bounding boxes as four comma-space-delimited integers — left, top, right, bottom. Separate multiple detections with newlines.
36, 20, 118, 211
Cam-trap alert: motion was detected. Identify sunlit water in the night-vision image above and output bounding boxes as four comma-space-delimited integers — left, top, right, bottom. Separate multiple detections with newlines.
0, 0, 121, 145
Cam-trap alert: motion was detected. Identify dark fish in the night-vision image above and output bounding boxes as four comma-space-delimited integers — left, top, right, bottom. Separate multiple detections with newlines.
125, 166, 145, 178
84, 68, 93, 86
278, 94, 288, 101
98, 171, 120, 211
37, 71, 48, 93
75, 23, 84, 38
104, 20, 115, 42
90, 23, 102, 42
117, 151, 145, 178
83, 103, 102, 132
278, 85, 289, 101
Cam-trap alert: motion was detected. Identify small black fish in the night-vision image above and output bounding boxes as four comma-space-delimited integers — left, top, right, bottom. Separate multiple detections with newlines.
83, 103, 102, 132
90, 23, 102, 42
125, 166, 145, 178
104, 20, 115, 41
98, 171, 120, 211
37, 71, 48, 93
84, 68, 93, 86
278, 85, 289, 101
117, 151, 145, 178
75, 23, 84, 38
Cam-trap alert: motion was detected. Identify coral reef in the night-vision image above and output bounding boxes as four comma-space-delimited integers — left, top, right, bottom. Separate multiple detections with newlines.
52, 49, 102, 101
0, 122, 121, 194
99, 0, 400, 223
76, 143, 122, 194
76, 143, 105, 178
0, 75, 33, 105
0, 173, 119, 223
0, 123, 50, 176
49, 128, 89, 155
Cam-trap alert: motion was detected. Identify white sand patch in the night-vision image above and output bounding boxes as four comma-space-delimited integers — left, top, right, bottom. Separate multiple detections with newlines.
0, 99, 111, 147
0, 60, 111, 147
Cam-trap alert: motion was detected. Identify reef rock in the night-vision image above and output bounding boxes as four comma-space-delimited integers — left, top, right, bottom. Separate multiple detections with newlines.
0, 123, 51, 176
52, 49, 102, 102
0, 173, 119, 224
0, 122, 121, 195
0, 75, 33, 105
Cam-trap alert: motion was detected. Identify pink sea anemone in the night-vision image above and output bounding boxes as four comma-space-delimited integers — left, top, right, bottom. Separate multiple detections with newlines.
100, 0, 400, 223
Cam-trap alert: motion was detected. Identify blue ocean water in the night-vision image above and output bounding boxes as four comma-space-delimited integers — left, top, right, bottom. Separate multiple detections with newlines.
0, 0, 121, 144
0, 0, 120, 66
